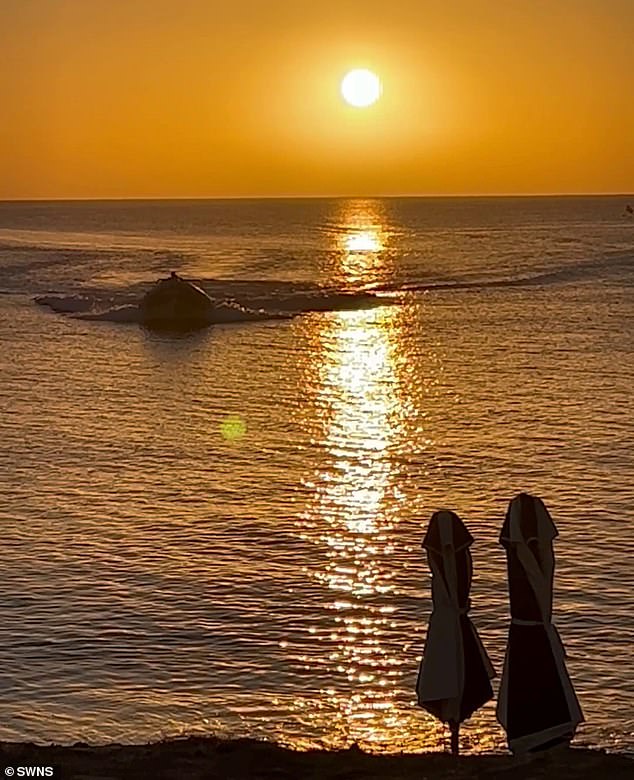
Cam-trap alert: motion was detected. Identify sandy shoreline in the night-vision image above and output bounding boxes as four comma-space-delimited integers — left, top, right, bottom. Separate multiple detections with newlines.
1, 737, 632, 779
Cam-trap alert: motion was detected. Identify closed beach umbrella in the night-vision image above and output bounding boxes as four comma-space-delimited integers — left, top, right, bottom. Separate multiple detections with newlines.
417, 510, 495, 755
497, 493, 584, 754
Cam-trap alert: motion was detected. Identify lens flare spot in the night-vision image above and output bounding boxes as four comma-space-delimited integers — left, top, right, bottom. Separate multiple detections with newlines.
220, 414, 247, 442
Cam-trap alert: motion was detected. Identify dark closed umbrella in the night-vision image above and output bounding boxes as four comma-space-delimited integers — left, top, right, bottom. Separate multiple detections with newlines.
417, 510, 495, 754
497, 493, 584, 754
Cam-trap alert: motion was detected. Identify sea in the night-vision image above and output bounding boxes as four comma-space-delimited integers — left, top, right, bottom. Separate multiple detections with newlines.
0, 196, 632, 755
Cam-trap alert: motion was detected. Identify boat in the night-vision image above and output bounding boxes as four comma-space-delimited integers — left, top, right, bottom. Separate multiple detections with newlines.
140, 272, 215, 329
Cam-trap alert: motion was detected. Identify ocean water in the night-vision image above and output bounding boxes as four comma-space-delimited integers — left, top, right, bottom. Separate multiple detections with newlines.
0, 196, 633, 754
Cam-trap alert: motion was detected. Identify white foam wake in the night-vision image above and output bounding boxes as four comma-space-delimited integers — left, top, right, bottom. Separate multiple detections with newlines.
34, 276, 390, 326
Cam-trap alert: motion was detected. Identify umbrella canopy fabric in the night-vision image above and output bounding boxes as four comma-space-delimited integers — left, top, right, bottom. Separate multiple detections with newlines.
417, 510, 495, 725
497, 493, 584, 754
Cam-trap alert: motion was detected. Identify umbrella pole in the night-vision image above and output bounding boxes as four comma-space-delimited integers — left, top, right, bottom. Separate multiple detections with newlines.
449, 720, 460, 756
449, 721, 460, 756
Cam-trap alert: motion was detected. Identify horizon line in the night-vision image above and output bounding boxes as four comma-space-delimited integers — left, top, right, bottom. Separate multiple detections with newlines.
1, 191, 633, 204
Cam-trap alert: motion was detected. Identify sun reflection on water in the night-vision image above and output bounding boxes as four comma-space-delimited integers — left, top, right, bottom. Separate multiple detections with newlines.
329, 200, 391, 288
290, 287, 500, 752
302, 305, 410, 749
286, 203, 500, 753
293, 202, 424, 750
344, 230, 383, 254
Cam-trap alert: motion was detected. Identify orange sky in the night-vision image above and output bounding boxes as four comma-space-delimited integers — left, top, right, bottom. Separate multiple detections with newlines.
1, 0, 632, 199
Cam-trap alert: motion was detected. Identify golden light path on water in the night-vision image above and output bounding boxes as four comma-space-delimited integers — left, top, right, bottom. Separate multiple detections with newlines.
307, 303, 409, 749
284, 203, 473, 752
333, 201, 388, 287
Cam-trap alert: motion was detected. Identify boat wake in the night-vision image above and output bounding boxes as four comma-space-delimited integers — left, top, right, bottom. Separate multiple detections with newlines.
373, 250, 634, 295
34, 276, 390, 327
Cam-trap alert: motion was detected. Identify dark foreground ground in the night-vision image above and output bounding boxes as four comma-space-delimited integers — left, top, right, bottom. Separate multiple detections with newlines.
1, 737, 632, 780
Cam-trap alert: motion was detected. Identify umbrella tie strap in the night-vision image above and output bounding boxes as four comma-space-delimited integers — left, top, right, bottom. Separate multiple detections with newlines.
511, 617, 544, 626
460, 598, 471, 615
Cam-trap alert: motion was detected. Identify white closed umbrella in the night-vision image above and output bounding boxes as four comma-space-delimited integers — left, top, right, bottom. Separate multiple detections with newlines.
417, 510, 495, 755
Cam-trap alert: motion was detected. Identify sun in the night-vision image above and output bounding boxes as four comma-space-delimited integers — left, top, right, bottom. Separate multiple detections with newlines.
340, 69, 382, 108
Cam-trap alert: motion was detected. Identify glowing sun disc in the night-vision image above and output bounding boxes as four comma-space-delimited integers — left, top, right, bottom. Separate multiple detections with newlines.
341, 69, 382, 108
